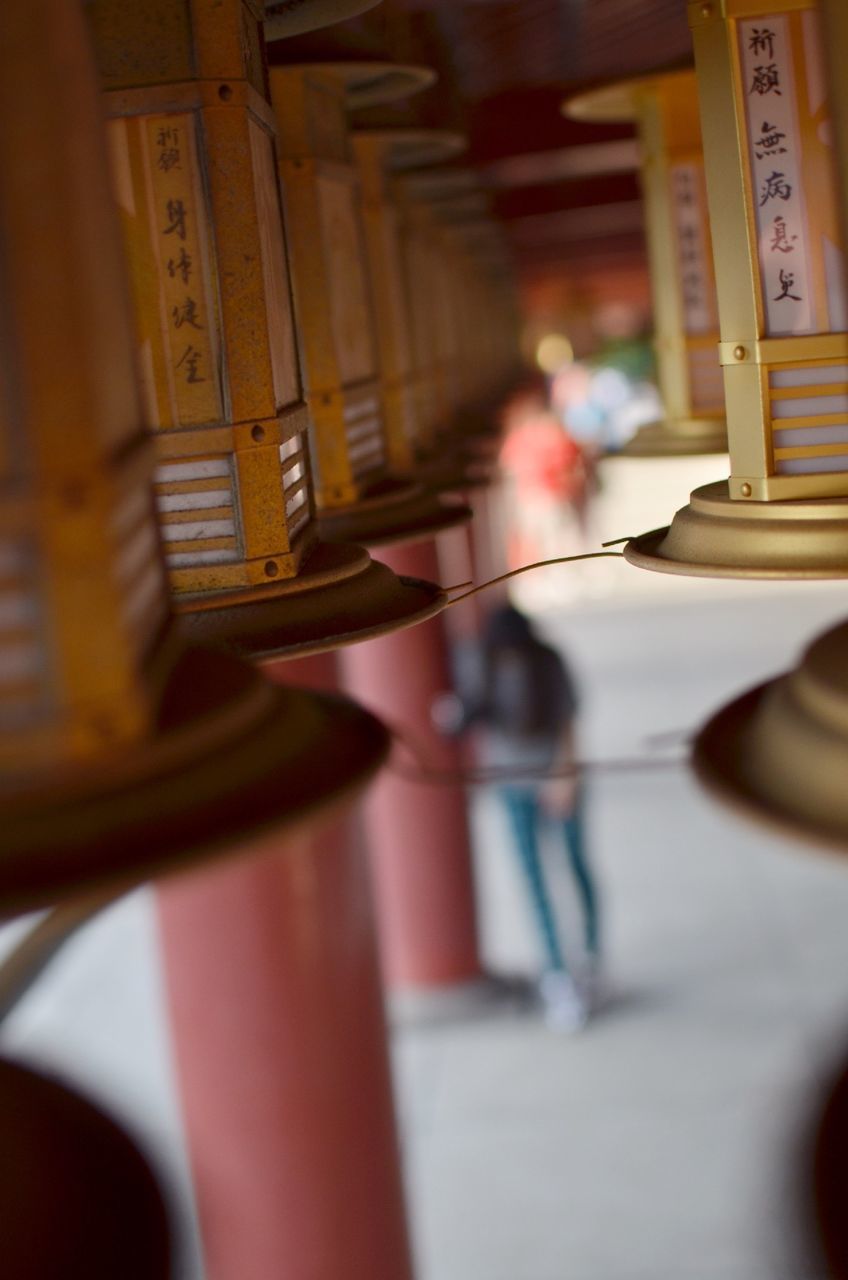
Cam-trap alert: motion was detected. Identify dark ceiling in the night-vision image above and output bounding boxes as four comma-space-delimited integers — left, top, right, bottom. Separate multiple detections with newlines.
269, 0, 695, 306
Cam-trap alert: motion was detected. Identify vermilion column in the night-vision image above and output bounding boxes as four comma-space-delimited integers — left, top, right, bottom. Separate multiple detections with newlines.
340, 542, 482, 990
156, 652, 414, 1280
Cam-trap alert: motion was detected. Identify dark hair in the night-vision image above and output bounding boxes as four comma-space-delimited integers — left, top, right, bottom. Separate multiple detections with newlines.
482, 605, 536, 651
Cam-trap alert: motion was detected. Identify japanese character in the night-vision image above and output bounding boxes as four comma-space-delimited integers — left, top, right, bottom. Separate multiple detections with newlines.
769, 215, 797, 254
748, 28, 776, 60
171, 296, 203, 330
754, 121, 788, 159
750, 64, 782, 96
773, 268, 802, 301
162, 198, 187, 240
156, 126, 181, 173
166, 248, 193, 285
176, 344, 206, 383
759, 171, 792, 205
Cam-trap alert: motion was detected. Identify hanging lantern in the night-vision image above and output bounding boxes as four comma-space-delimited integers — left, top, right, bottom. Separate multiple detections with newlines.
356, 128, 501, 493
0, 0, 388, 918
625, 1, 848, 578
89, 1, 448, 662
396, 172, 516, 455
0, 1059, 172, 1278
566, 70, 728, 457
694, 617, 848, 852
268, 62, 473, 546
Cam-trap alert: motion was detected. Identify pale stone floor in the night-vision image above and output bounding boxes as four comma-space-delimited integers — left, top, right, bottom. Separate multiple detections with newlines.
4, 574, 848, 1279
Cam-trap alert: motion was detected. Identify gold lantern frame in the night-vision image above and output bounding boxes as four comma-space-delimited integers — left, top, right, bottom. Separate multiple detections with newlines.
269, 61, 473, 547
625, 0, 848, 579
91, 1, 449, 663
566, 70, 729, 458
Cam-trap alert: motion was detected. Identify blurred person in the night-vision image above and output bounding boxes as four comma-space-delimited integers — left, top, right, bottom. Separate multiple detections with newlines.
499, 404, 588, 567
433, 604, 601, 1030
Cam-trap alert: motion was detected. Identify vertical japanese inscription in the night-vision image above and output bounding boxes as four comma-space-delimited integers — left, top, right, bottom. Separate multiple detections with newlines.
143, 114, 222, 426
739, 13, 826, 335
670, 162, 717, 335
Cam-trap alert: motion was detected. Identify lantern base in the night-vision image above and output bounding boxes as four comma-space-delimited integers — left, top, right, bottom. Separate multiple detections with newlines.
693, 619, 848, 854
282, 62, 436, 110
619, 416, 728, 458
317, 477, 471, 548
360, 128, 468, 171
264, 0, 380, 40
624, 480, 848, 578
418, 453, 494, 495
176, 539, 447, 663
0, 1060, 171, 1278
0, 640, 388, 916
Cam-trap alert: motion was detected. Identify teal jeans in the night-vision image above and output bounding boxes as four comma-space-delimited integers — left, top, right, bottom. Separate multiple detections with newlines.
499, 786, 599, 973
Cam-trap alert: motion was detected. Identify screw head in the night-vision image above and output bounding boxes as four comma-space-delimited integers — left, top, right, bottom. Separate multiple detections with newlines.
264, 560, 280, 578
733, 345, 747, 361
251, 424, 265, 442
741, 483, 752, 497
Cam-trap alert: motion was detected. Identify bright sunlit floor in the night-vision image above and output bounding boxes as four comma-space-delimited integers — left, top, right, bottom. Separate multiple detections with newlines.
3, 577, 848, 1278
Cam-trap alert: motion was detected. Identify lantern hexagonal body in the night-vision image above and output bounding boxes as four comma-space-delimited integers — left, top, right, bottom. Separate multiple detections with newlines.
269, 64, 473, 546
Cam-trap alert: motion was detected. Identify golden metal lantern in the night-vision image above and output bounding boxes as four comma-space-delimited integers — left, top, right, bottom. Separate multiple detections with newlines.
356, 129, 502, 492
268, 62, 473, 546
89, 1, 448, 660
694, 618, 848, 853
0, 0, 388, 918
566, 71, 728, 457
626, 1, 848, 577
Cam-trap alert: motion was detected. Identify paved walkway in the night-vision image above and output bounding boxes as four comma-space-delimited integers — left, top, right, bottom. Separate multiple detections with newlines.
4, 578, 848, 1278
395, 580, 848, 1280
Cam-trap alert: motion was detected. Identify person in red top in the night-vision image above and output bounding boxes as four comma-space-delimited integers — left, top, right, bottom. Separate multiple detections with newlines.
499, 403, 588, 567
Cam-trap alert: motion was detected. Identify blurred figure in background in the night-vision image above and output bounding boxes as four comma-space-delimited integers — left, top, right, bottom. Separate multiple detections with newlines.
499, 393, 588, 570
434, 604, 601, 1030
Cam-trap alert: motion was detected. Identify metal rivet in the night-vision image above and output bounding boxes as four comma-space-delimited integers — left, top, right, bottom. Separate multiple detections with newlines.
264, 560, 279, 578
741, 483, 752, 497
218, 83, 233, 101
733, 345, 746, 361
251, 424, 265, 442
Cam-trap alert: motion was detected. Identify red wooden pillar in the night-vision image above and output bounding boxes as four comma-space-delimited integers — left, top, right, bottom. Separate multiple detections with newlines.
340, 542, 482, 990
156, 652, 414, 1280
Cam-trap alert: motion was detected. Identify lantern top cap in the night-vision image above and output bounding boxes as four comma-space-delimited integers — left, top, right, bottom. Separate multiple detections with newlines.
351, 127, 468, 170
271, 61, 436, 109
563, 66, 697, 123
264, 0, 381, 40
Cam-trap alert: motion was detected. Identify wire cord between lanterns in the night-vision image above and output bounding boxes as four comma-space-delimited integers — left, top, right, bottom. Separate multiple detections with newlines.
442, 550, 625, 607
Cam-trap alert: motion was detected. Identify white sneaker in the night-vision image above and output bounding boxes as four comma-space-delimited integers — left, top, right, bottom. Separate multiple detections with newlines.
538, 971, 588, 1032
